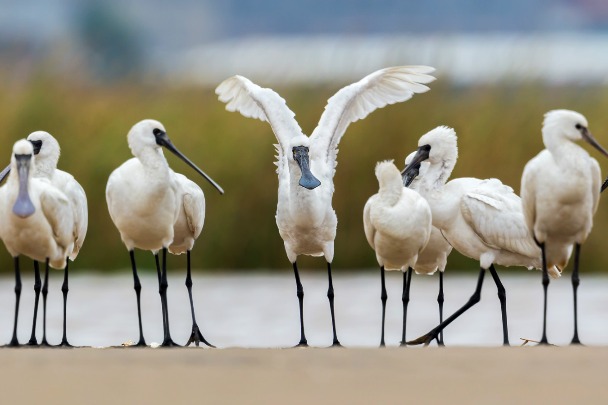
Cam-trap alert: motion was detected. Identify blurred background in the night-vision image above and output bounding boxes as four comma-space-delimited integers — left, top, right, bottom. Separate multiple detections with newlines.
1, 0, 608, 274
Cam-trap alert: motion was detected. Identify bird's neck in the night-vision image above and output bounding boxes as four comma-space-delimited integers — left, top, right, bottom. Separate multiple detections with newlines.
543, 133, 588, 167
378, 177, 403, 206
286, 162, 327, 226
137, 148, 171, 180
33, 158, 56, 179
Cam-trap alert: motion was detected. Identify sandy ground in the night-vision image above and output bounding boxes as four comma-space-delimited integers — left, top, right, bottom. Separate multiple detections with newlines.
1, 346, 607, 404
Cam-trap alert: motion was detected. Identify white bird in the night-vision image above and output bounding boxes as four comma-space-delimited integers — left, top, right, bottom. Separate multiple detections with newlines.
402, 151, 454, 345
0, 140, 73, 347
402, 126, 560, 346
106, 119, 223, 347
521, 110, 607, 345
216, 65, 435, 347
363, 160, 432, 347
167, 172, 213, 347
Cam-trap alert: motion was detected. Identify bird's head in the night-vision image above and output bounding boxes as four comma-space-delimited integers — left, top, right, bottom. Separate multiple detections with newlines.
127, 119, 224, 194
26, 130, 60, 167
543, 110, 608, 157
289, 136, 320, 190
401, 126, 458, 183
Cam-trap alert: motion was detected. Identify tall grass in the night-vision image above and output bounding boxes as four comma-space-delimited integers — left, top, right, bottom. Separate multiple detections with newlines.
1, 76, 608, 274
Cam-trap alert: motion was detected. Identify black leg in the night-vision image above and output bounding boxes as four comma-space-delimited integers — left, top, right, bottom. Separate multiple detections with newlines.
400, 268, 413, 346
129, 250, 146, 347
489, 265, 509, 346
27, 261, 42, 346
326, 262, 341, 347
379, 266, 387, 347
539, 243, 550, 345
408, 267, 486, 346
40, 259, 50, 346
571, 243, 582, 345
9, 257, 22, 347
437, 271, 445, 346
154, 253, 168, 341
292, 262, 308, 347
60, 258, 73, 347
185, 250, 214, 348
160, 248, 178, 347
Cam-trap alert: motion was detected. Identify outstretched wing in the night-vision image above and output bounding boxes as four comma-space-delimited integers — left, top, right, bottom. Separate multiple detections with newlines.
216, 75, 305, 168
309, 66, 435, 173
461, 179, 538, 258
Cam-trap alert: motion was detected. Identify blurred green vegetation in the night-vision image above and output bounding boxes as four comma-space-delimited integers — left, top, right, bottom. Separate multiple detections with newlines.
1, 75, 608, 274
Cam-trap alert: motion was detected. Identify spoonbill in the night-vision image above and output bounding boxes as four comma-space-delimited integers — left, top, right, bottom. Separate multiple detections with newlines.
0, 140, 73, 347
106, 119, 223, 347
363, 160, 432, 347
402, 152, 454, 345
521, 110, 607, 345
216, 65, 435, 347
402, 126, 560, 346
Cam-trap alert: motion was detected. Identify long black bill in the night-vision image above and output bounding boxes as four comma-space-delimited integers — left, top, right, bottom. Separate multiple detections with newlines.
0, 163, 10, 184
581, 127, 608, 158
401, 145, 430, 185
292, 146, 321, 190
401, 162, 420, 188
601, 176, 608, 193
13, 154, 35, 218
154, 131, 224, 195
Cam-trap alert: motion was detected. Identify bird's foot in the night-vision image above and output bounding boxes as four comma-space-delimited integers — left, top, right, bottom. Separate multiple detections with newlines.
161, 338, 181, 348
39, 339, 52, 348
185, 324, 215, 348
399, 341, 407, 347
58, 339, 74, 348
570, 336, 583, 346
7, 338, 20, 348
293, 339, 308, 348
519, 338, 556, 347
26, 339, 38, 346
330, 339, 342, 348
406, 331, 437, 347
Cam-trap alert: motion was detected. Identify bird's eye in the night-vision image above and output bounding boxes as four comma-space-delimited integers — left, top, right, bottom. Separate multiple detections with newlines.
153, 128, 162, 136
575, 123, 582, 130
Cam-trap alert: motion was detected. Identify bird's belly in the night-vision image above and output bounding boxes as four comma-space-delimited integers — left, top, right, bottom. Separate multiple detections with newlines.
374, 234, 421, 271
536, 198, 593, 243
3, 216, 62, 264
278, 223, 335, 257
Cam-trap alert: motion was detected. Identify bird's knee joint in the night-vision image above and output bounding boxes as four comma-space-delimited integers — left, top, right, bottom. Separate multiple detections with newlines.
327, 290, 334, 300
185, 278, 193, 288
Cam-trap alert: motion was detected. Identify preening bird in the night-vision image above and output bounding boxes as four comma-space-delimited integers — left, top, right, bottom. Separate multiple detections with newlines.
363, 160, 431, 347
521, 110, 607, 345
106, 119, 223, 347
402, 126, 560, 346
402, 151, 454, 345
0, 140, 73, 347
216, 66, 435, 347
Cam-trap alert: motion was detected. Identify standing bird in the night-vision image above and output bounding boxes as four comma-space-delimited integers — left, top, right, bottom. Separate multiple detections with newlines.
402, 152, 454, 345
0, 140, 73, 347
521, 110, 607, 345
402, 126, 560, 346
168, 172, 213, 347
106, 119, 223, 347
25, 131, 87, 347
216, 66, 435, 347
363, 160, 432, 347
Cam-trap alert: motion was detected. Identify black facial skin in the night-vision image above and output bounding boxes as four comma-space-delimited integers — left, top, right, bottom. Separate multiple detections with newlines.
292, 146, 321, 190
576, 123, 608, 158
401, 144, 431, 183
30, 140, 42, 155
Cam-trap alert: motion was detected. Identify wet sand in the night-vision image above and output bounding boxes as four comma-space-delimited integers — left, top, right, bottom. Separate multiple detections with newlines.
1, 346, 606, 404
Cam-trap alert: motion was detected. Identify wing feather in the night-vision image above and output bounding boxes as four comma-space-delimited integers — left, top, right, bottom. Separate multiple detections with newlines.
309, 66, 435, 173
461, 179, 537, 257
40, 184, 74, 256
363, 197, 376, 250
216, 75, 305, 166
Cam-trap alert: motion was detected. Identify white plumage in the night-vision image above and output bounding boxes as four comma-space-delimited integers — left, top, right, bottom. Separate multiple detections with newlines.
521, 109, 607, 345
363, 160, 431, 346
0, 140, 73, 346
106, 119, 222, 347
403, 126, 559, 346
216, 65, 435, 347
